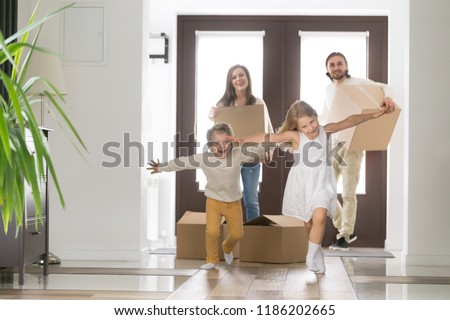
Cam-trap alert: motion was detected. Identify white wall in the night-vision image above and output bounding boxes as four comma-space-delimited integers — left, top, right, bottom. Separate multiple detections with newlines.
406, 0, 450, 268
20, 0, 151, 260
148, 0, 409, 256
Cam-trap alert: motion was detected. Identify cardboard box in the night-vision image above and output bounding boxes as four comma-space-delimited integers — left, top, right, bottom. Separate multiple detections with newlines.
176, 211, 239, 260
239, 215, 308, 263
326, 84, 401, 151
215, 104, 265, 137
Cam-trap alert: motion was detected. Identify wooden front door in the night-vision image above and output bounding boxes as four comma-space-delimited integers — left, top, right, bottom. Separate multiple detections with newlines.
176, 15, 388, 247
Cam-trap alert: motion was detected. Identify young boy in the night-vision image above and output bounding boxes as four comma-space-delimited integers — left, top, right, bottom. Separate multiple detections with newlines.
148, 122, 263, 270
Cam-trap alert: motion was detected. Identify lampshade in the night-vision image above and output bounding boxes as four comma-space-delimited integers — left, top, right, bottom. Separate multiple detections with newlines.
26, 51, 68, 95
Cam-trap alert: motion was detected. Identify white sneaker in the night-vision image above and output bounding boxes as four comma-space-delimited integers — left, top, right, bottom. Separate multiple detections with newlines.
200, 263, 216, 270
306, 241, 319, 272
224, 252, 233, 265
306, 256, 319, 272
314, 248, 326, 274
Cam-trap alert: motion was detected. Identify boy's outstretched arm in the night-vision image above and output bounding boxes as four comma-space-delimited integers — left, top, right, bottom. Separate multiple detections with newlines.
324, 105, 395, 134
147, 154, 202, 173
147, 159, 160, 174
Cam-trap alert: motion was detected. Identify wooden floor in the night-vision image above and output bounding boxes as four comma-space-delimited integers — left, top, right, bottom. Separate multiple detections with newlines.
169, 257, 355, 300
0, 256, 355, 300
1, 249, 450, 300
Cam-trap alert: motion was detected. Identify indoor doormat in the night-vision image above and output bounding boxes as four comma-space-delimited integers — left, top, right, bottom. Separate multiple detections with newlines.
149, 247, 176, 255
323, 247, 395, 258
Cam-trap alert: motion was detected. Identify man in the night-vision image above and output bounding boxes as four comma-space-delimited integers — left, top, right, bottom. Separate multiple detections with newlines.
322, 52, 396, 251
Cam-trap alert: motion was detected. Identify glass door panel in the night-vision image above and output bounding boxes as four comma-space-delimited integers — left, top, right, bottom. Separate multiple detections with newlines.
195, 31, 264, 190
299, 31, 367, 194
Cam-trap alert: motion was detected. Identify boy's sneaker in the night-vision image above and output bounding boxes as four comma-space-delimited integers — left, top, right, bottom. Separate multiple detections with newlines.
348, 234, 357, 244
200, 263, 216, 270
224, 252, 234, 265
329, 237, 349, 251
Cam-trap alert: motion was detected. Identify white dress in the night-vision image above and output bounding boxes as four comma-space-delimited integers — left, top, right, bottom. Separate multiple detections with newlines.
282, 126, 337, 222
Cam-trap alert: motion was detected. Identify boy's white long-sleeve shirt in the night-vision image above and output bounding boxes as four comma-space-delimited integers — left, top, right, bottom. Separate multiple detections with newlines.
158, 147, 263, 202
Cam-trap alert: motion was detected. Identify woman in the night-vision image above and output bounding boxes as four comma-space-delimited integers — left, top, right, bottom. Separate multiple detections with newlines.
209, 65, 273, 221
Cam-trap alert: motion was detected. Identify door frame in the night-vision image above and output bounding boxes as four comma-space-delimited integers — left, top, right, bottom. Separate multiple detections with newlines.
176, 15, 388, 247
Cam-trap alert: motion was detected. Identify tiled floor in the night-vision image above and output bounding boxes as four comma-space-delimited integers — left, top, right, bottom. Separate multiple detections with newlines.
343, 255, 450, 300
1, 248, 450, 300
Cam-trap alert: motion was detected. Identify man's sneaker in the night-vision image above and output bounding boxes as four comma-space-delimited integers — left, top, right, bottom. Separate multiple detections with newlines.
329, 237, 349, 251
348, 234, 357, 244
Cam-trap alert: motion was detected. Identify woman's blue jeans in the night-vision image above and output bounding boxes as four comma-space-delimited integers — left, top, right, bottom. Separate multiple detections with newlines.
241, 163, 261, 221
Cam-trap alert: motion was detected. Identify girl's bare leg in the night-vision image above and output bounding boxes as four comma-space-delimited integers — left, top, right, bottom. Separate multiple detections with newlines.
305, 208, 328, 273
307, 208, 327, 244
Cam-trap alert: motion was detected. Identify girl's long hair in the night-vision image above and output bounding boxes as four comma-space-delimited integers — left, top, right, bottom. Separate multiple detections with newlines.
276, 100, 317, 153
277, 100, 317, 134
216, 64, 256, 106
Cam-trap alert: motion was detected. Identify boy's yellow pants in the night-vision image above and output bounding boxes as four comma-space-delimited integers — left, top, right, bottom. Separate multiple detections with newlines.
205, 197, 243, 264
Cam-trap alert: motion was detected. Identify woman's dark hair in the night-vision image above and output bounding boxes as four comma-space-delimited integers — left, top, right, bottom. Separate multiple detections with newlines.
216, 64, 256, 106
325, 52, 351, 81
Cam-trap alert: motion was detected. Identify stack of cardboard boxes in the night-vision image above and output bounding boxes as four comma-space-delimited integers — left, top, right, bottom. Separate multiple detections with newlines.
176, 211, 308, 263
176, 211, 240, 260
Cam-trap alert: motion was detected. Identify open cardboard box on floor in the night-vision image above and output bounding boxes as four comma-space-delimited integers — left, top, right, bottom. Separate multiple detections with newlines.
176, 211, 239, 260
239, 215, 308, 263
326, 84, 401, 151
214, 104, 265, 137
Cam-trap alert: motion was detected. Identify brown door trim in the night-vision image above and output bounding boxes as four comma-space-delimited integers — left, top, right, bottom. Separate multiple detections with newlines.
176, 15, 388, 247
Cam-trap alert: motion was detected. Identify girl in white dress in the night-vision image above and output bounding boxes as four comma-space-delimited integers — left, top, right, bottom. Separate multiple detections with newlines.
232, 100, 394, 273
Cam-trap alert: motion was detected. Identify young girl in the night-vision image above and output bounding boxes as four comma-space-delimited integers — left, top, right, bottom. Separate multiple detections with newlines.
232, 100, 394, 273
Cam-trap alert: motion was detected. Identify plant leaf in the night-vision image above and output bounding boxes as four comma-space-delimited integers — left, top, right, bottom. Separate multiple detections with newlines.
0, 1, 85, 235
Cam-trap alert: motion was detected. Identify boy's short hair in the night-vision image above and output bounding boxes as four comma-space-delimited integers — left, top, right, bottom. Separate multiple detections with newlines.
206, 122, 234, 141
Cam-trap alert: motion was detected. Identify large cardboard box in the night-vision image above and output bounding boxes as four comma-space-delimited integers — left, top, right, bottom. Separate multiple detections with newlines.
215, 104, 265, 137
326, 84, 401, 151
176, 211, 239, 260
239, 215, 308, 263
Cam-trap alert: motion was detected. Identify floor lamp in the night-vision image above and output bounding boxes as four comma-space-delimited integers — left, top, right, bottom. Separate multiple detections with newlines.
27, 52, 68, 126
27, 52, 68, 265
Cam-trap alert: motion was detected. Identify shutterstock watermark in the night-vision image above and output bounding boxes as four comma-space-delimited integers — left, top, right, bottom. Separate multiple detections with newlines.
101, 133, 347, 168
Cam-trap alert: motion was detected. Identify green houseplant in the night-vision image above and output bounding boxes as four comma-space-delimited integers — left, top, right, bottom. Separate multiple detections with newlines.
0, 1, 85, 235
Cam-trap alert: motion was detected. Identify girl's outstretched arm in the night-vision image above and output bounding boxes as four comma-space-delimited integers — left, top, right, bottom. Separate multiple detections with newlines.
230, 130, 299, 146
324, 105, 394, 134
